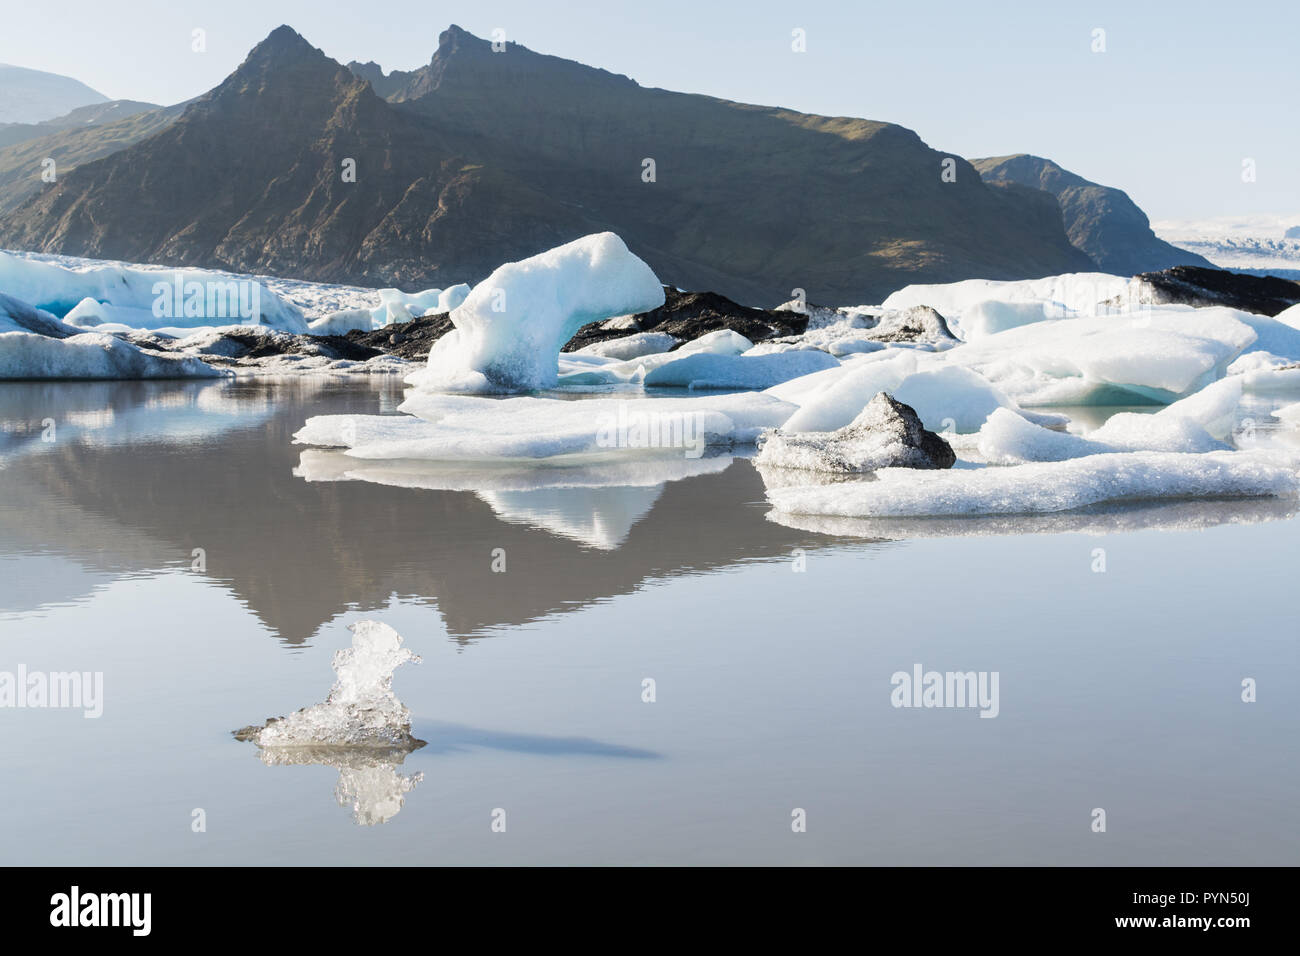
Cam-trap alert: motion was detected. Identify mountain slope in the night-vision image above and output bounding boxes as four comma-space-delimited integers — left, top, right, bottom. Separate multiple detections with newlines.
0, 26, 1093, 304
0, 99, 160, 149
0, 64, 108, 124
0, 102, 185, 215
972, 154, 1211, 275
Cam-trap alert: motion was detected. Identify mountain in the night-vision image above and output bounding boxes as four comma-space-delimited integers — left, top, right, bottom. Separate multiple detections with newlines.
0, 99, 160, 149
0, 26, 1094, 305
972, 154, 1212, 275
0, 63, 108, 124
0, 101, 184, 215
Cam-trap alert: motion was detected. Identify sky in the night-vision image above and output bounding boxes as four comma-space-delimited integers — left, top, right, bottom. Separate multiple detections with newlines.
1, 0, 1296, 222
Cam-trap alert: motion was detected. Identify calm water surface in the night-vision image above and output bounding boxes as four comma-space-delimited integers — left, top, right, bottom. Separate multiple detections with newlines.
1, 379, 1296, 864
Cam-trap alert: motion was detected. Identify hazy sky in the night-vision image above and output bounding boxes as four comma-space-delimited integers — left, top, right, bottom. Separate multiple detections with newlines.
2, 0, 1296, 221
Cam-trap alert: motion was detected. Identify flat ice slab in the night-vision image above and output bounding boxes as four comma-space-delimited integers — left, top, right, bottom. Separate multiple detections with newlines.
766, 450, 1298, 518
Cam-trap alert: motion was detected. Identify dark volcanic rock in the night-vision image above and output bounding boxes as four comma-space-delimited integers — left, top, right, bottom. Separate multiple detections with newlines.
756, 391, 956, 473
1136, 266, 1300, 317
861, 305, 956, 345
563, 287, 808, 352
345, 313, 454, 359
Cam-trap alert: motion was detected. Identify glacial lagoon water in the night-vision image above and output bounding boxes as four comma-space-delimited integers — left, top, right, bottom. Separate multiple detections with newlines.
1, 378, 1297, 865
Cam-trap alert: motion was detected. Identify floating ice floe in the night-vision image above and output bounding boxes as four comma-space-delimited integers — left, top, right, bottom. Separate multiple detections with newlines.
768, 496, 1299, 540
235, 620, 423, 750
406, 233, 665, 392
765, 450, 1299, 519
295, 392, 796, 461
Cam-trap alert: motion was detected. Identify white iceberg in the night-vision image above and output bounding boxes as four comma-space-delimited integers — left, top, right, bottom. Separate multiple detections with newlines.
949, 308, 1257, 405
406, 233, 664, 392
0, 250, 308, 332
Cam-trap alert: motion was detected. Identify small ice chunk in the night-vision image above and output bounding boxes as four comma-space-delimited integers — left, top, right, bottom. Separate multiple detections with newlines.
236, 621, 423, 750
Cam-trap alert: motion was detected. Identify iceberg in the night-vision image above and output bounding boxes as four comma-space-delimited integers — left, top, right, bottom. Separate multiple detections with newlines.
0, 292, 76, 338
766, 450, 1299, 519
406, 233, 665, 392
948, 308, 1257, 405
235, 621, 423, 750
0, 330, 224, 380
0, 250, 308, 332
